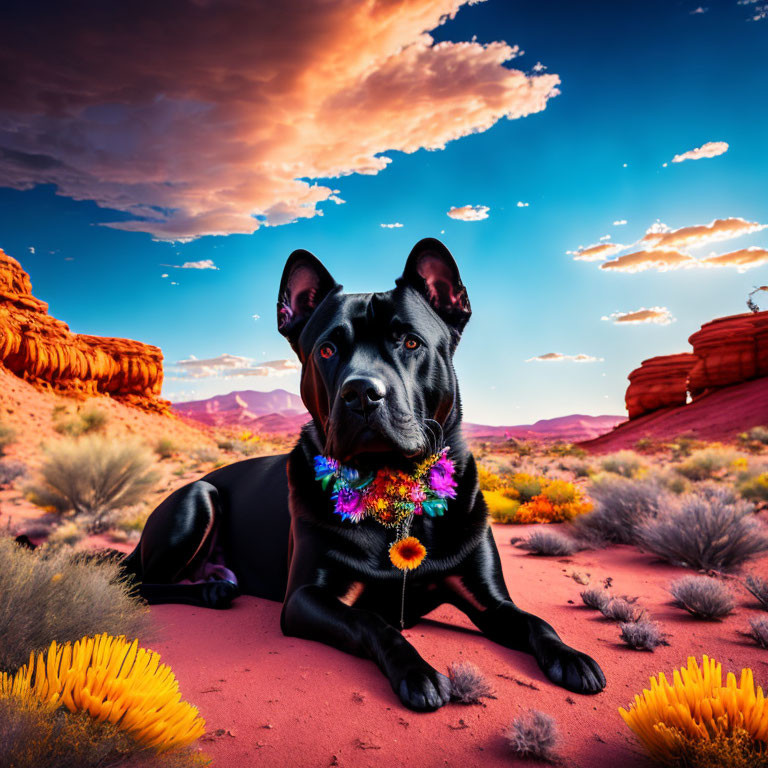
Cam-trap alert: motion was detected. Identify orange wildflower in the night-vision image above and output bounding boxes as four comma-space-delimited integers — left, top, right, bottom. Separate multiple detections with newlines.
389, 537, 427, 570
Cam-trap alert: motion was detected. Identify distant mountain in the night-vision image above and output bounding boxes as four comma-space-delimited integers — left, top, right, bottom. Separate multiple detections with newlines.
463, 414, 625, 442
173, 389, 306, 429
173, 390, 623, 441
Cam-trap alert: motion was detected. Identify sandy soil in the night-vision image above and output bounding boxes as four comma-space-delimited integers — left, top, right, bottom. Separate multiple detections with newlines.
145, 524, 768, 768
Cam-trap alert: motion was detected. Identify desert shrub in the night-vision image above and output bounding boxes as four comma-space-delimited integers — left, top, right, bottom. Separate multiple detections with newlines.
748, 616, 768, 649
581, 587, 611, 611
477, 466, 506, 491
0, 697, 207, 768
738, 472, 768, 503
669, 576, 735, 619
561, 458, 593, 478
676, 447, 741, 481
574, 475, 667, 545
191, 445, 222, 465
619, 620, 666, 650
638, 487, 768, 571
0, 537, 150, 672
112, 507, 150, 535
0, 420, 16, 455
745, 574, 768, 610
154, 436, 177, 460
508, 472, 543, 502
738, 425, 768, 453
519, 529, 577, 556
546, 441, 587, 458
0, 458, 26, 486
53, 406, 109, 437
514, 478, 592, 524
505, 710, 558, 762
485, 491, 521, 523
447, 662, 494, 704
600, 450, 645, 478
600, 597, 644, 623
46, 521, 87, 549
26, 437, 158, 531
634, 437, 665, 455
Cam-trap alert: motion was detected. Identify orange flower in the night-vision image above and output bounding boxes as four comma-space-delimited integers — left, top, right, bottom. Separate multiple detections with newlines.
389, 536, 426, 570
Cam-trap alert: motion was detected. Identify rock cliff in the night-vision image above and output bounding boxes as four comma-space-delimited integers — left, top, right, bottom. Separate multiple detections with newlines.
625, 310, 768, 420
0, 248, 170, 414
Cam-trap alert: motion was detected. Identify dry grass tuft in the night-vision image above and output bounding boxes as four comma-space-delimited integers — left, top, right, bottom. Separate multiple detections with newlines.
580, 587, 611, 611
600, 597, 644, 623
747, 616, 768, 649
505, 709, 558, 762
0, 537, 151, 672
619, 619, 666, 650
669, 576, 735, 619
745, 574, 768, 611
447, 662, 495, 704
519, 529, 578, 557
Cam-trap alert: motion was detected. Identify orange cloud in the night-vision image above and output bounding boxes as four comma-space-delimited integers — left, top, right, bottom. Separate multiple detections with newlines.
600, 248, 697, 273
0, 1, 560, 241
672, 141, 729, 163
640, 217, 766, 251
447, 204, 490, 221
568, 242, 625, 262
602, 307, 675, 325
700, 247, 768, 272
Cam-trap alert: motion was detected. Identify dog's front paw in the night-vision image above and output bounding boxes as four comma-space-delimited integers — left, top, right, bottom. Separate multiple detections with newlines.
201, 579, 240, 609
536, 638, 606, 695
392, 663, 452, 712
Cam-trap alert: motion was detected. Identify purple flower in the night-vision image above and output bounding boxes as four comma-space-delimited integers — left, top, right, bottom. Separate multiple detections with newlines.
334, 487, 365, 521
428, 456, 457, 499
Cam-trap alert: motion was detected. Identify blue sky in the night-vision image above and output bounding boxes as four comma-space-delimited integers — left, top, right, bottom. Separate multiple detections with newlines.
0, 0, 766, 424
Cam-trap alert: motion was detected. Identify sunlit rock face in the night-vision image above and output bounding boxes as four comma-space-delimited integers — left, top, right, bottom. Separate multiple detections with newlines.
625, 353, 696, 419
688, 313, 768, 397
0, 248, 170, 414
625, 311, 768, 419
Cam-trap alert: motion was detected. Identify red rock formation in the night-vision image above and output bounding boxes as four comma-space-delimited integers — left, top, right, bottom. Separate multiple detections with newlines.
0, 248, 171, 414
688, 312, 768, 396
625, 353, 696, 419
623, 310, 768, 420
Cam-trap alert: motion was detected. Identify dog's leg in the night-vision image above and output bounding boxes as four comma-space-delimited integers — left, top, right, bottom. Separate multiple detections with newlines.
282, 584, 451, 712
122, 480, 239, 609
445, 528, 605, 695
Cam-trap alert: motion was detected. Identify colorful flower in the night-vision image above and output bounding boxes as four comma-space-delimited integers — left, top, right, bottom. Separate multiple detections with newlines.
333, 487, 365, 521
428, 456, 457, 499
389, 537, 427, 570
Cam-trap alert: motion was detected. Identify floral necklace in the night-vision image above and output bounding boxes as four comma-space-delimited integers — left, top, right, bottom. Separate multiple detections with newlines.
313, 448, 457, 573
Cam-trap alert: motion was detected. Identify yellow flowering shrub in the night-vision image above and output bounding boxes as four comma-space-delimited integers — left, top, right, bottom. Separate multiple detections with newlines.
485, 476, 591, 524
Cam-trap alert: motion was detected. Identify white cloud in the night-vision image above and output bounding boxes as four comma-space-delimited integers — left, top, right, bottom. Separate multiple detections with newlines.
599, 234, 611, 241
161, 273, 169, 278
672, 141, 729, 163
516, 201, 529, 208
447, 204, 490, 221
252, 313, 261, 321
180, 259, 219, 270
690, 6, 708, 14
602, 307, 675, 325
526, 352, 602, 363
613, 219, 627, 226
380, 222, 403, 229
174, 353, 300, 379
28, 246, 35, 254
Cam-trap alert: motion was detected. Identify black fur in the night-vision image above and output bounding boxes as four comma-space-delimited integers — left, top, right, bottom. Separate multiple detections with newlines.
123, 238, 606, 710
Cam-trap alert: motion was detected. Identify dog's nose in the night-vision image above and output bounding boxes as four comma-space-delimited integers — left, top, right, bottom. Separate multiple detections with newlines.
340, 376, 386, 415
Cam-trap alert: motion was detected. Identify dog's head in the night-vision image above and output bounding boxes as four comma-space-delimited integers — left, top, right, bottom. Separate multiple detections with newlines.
277, 238, 471, 465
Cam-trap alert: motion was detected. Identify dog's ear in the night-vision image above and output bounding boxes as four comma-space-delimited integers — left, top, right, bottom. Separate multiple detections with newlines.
396, 238, 471, 334
277, 249, 339, 346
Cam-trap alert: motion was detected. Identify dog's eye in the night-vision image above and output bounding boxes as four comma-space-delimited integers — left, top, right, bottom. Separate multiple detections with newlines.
404, 336, 420, 350
319, 343, 336, 359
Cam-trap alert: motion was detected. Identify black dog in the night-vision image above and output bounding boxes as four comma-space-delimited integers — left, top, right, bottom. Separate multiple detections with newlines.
123, 238, 606, 711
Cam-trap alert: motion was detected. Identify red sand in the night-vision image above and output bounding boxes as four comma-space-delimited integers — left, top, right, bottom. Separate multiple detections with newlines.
148, 524, 768, 768
582, 376, 768, 452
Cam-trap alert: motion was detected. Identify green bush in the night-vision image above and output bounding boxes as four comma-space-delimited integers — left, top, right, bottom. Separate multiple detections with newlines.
26, 437, 158, 531
739, 472, 768, 503
154, 436, 177, 460
0, 420, 17, 456
599, 451, 645, 478
675, 448, 740, 481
